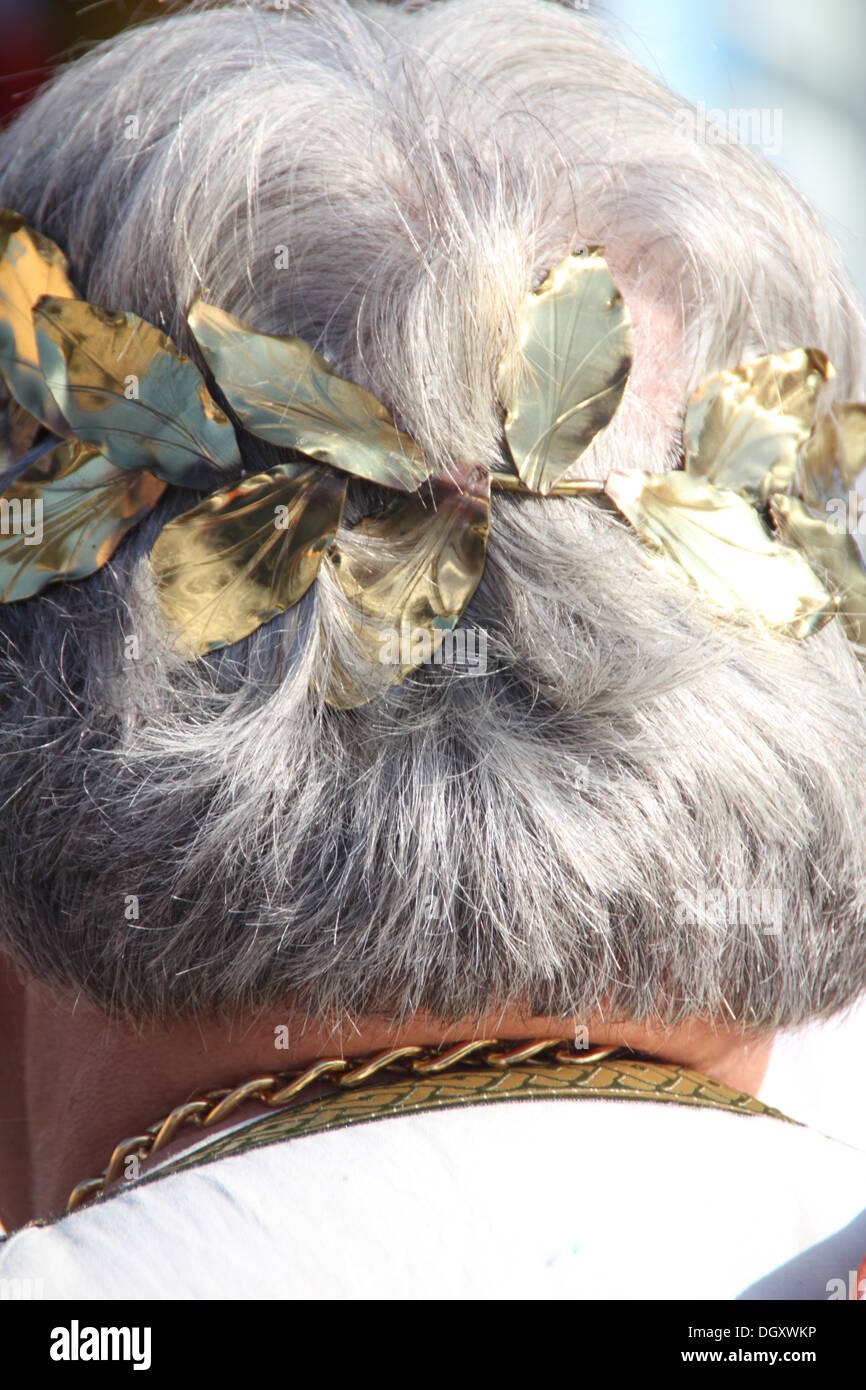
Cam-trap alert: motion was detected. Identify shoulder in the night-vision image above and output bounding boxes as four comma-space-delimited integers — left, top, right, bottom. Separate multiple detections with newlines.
2, 1098, 865, 1299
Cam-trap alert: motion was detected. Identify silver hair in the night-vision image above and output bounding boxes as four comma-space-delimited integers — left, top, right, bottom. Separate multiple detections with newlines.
1, 0, 866, 1029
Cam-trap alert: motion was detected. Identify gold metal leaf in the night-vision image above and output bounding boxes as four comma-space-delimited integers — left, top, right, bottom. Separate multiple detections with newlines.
605, 468, 835, 637
684, 349, 834, 500
497, 248, 632, 495
188, 300, 429, 493
799, 401, 866, 510
325, 467, 490, 707
769, 493, 866, 649
0, 438, 165, 602
34, 297, 242, 489
151, 463, 347, 655
0, 209, 78, 436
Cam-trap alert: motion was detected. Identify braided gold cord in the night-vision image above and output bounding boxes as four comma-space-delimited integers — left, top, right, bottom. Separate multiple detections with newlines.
66, 1038, 616, 1213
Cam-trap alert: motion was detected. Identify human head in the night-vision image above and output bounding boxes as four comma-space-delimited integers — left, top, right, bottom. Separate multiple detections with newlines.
0, 0, 864, 1030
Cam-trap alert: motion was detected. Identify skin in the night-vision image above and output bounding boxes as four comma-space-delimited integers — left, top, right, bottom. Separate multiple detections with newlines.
0, 949, 773, 1234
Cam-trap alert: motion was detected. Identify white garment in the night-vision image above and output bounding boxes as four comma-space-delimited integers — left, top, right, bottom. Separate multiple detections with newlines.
760, 996, 866, 1150
2, 1096, 865, 1299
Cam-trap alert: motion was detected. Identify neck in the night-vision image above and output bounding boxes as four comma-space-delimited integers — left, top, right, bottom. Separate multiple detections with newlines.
0, 952, 773, 1233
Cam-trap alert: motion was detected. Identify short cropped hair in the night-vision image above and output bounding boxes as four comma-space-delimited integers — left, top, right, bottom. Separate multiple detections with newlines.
1, 0, 865, 1028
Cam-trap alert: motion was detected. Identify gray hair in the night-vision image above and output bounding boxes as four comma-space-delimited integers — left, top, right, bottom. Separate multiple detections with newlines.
1, 0, 866, 1030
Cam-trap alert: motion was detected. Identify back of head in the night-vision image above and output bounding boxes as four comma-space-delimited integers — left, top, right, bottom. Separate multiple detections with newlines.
1, 0, 865, 1030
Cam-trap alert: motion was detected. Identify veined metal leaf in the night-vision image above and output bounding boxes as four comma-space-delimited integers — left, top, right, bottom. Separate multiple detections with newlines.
769, 492, 866, 650
605, 468, 835, 637
325, 468, 490, 707
0, 209, 78, 436
799, 401, 866, 510
188, 299, 429, 493
0, 438, 165, 602
34, 297, 242, 490
151, 463, 347, 655
684, 349, 834, 500
497, 248, 632, 495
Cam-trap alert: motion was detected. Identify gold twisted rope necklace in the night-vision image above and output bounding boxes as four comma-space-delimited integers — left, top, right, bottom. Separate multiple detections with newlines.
67, 1037, 619, 1213
66, 1035, 789, 1216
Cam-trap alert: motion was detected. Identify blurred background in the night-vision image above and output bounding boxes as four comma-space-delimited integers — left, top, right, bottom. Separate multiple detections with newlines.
0, 0, 864, 299
604, 0, 866, 300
